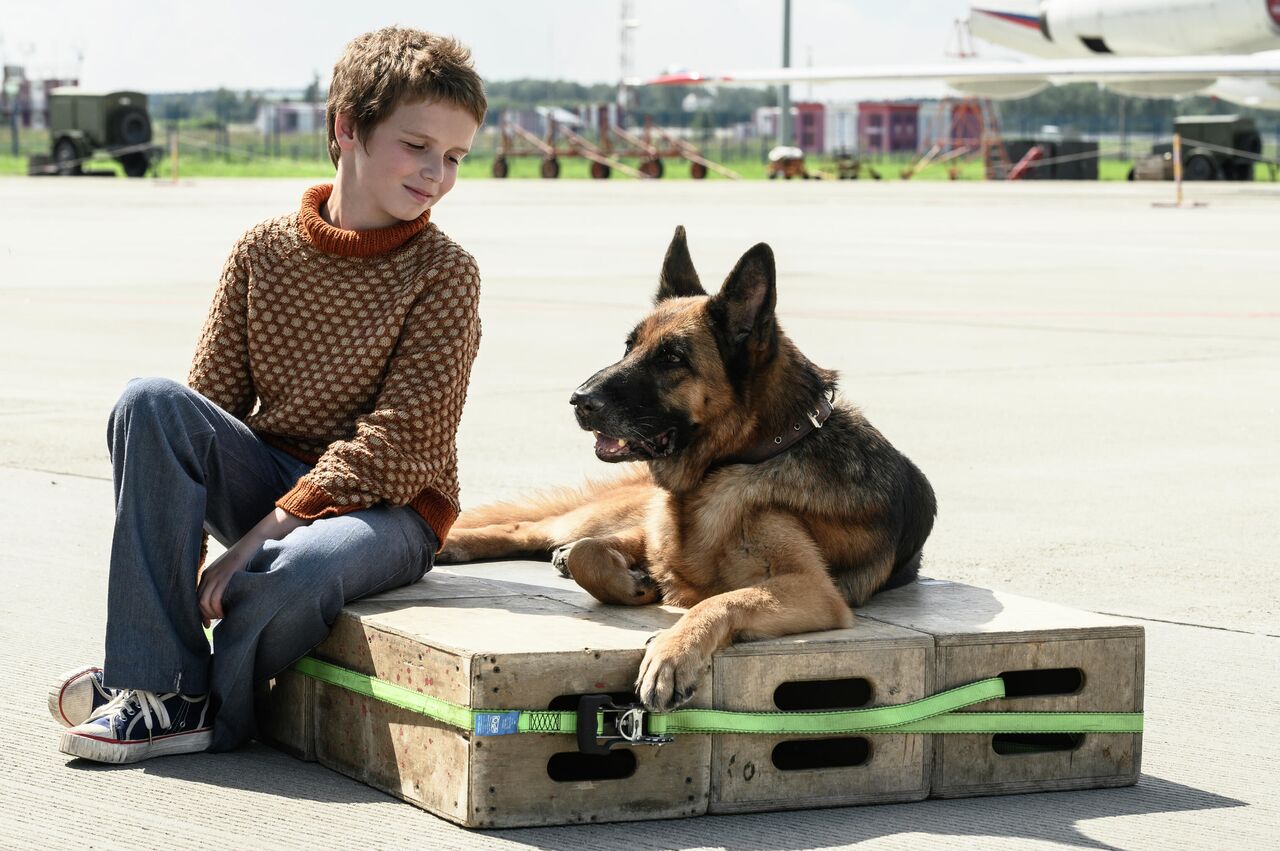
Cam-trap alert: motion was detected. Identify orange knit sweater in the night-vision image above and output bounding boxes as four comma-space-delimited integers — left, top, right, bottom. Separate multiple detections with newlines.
187, 184, 481, 546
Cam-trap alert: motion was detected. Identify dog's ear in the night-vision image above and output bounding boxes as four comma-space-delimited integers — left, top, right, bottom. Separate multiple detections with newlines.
655, 226, 706, 302
710, 243, 776, 346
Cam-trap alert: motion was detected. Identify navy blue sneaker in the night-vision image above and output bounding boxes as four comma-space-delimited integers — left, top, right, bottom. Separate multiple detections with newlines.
59, 689, 211, 764
48, 666, 116, 728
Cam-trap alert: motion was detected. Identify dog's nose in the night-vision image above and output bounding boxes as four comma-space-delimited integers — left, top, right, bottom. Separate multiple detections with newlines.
570, 389, 604, 413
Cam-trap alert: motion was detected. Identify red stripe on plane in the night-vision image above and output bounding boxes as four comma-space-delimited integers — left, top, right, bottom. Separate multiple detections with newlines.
973, 8, 1041, 29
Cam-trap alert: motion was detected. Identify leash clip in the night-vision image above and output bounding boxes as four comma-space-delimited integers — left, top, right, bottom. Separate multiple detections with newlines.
576, 695, 674, 754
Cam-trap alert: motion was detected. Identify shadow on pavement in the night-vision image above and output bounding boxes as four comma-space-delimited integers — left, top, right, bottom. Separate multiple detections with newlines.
65, 741, 395, 806
485, 774, 1245, 851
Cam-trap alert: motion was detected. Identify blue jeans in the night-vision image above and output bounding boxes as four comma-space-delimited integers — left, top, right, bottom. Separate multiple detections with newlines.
103, 378, 436, 750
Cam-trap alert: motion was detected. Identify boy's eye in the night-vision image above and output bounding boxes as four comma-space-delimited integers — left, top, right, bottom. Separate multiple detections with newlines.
447, 155, 461, 165
404, 142, 424, 150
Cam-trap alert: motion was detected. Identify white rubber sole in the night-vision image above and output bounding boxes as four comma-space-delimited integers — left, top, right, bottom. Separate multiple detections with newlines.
59, 727, 212, 764
48, 665, 104, 728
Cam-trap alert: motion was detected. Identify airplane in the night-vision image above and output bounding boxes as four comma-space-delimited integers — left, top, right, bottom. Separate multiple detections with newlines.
648, 0, 1280, 110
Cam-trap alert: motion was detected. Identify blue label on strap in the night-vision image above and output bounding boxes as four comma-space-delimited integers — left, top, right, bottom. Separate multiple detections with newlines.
474, 712, 521, 736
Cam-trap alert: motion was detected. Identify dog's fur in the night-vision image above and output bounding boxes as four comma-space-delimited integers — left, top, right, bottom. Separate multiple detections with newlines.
438, 227, 936, 712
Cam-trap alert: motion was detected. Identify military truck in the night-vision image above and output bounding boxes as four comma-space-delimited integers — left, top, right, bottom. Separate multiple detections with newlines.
1129, 115, 1261, 181
46, 88, 156, 177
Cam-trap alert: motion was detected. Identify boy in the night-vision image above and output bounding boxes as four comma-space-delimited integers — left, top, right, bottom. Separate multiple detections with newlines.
48, 26, 485, 763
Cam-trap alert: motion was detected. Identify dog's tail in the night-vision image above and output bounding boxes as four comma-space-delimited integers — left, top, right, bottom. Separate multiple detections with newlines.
878, 548, 921, 593
453, 466, 652, 530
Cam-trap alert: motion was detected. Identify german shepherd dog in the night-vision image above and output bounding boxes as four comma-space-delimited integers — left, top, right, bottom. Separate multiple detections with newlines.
438, 227, 936, 712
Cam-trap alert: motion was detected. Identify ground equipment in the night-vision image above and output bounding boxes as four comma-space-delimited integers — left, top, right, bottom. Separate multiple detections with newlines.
43, 88, 156, 177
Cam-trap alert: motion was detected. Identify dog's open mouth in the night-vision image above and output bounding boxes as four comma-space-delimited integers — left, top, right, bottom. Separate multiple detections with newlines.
592, 428, 676, 462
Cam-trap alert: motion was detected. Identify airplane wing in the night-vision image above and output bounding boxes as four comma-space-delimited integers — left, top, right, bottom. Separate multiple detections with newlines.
646, 52, 1280, 100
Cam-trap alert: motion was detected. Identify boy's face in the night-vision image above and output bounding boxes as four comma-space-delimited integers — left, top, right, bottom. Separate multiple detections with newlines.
335, 98, 479, 227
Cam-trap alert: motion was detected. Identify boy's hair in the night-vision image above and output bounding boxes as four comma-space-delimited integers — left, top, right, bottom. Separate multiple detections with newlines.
327, 26, 487, 167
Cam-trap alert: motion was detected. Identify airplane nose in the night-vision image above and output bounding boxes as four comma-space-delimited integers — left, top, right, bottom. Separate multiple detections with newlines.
570, 388, 604, 413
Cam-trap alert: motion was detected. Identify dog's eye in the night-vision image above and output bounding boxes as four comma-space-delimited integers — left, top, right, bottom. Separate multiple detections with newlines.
664, 351, 684, 365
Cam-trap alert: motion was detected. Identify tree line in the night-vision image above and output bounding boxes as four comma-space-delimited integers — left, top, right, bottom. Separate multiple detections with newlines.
145, 79, 778, 128
146, 79, 1275, 134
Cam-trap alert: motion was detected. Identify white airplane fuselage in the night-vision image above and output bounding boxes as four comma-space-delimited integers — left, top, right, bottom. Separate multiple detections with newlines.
971, 0, 1280, 106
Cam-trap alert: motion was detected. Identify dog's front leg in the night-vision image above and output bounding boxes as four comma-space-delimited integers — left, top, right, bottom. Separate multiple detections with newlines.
553, 527, 658, 605
636, 574, 851, 711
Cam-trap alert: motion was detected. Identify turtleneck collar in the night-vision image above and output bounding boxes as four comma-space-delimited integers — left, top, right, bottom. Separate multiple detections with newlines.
298, 183, 431, 258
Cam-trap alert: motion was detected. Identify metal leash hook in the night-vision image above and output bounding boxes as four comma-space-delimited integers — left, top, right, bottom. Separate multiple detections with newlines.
575, 695, 674, 755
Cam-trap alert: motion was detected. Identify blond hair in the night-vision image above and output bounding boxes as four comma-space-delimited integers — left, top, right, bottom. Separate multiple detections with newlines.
327, 27, 487, 166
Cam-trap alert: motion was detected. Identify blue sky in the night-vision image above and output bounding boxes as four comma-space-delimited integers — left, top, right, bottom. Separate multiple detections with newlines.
2, 0, 1015, 99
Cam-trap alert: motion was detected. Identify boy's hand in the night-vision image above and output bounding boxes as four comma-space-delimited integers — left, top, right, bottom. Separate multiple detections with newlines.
198, 546, 254, 627
198, 508, 310, 627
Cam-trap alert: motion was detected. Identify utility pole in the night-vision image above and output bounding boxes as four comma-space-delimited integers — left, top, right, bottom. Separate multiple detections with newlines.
1118, 94, 1128, 160
1, 38, 17, 157
779, 0, 792, 147
618, 0, 639, 112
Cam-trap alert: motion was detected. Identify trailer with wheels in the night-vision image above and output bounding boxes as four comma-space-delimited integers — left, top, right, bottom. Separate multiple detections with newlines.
1133, 115, 1261, 182
40, 88, 158, 177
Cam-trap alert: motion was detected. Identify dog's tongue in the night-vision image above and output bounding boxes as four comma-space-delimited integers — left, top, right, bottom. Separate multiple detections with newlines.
594, 433, 629, 456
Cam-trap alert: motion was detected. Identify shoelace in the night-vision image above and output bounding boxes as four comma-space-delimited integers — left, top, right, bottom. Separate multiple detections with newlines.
89, 689, 172, 734
91, 675, 114, 701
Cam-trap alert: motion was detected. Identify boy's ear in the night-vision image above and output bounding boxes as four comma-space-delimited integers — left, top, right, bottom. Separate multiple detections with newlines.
333, 110, 358, 151
655, 226, 706, 303
709, 243, 776, 346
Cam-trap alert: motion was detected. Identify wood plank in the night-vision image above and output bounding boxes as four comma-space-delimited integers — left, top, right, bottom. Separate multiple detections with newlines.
255, 670, 315, 761
710, 622, 934, 812
467, 647, 709, 828
298, 583, 710, 827
860, 578, 1144, 797
860, 578, 1143, 643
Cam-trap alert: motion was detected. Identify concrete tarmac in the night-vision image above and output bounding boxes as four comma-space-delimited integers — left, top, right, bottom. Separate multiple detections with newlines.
0, 176, 1276, 848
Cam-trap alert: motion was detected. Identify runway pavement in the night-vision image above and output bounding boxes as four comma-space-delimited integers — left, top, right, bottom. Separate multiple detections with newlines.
1, 176, 1276, 848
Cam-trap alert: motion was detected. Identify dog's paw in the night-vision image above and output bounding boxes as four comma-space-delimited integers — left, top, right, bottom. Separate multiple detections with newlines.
435, 542, 469, 565
555, 538, 660, 605
550, 543, 574, 578
636, 628, 708, 712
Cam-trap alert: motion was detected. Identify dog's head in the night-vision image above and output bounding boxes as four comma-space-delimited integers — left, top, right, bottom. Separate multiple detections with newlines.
570, 226, 779, 464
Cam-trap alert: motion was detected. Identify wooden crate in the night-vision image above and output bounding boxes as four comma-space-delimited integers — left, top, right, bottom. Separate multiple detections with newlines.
709, 620, 934, 813
858, 578, 1144, 798
265, 570, 712, 828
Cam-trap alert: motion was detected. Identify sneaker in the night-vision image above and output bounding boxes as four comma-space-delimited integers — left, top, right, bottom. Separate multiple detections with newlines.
48, 666, 116, 728
59, 689, 212, 764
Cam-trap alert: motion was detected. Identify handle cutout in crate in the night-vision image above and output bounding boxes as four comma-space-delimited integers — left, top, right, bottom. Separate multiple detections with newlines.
992, 733, 1086, 756
999, 668, 1084, 698
547, 749, 638, 782
773, 677, 872, 711
772, 737, 872, 771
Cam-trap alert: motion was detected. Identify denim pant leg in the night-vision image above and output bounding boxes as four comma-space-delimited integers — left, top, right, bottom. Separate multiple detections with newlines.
207, 506, 437, 751
103, 377, 296, 695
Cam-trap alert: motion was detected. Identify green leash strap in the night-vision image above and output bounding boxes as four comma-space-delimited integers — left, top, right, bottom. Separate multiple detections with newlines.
888, 712, 1143, 734
290, 657, 1141, 738
646, 677, 1005, 735
291, 656, 584, 735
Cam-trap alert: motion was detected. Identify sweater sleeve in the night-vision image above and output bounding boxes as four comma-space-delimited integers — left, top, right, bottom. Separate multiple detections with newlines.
188, 235, 255, 419
275, 250, 482, 528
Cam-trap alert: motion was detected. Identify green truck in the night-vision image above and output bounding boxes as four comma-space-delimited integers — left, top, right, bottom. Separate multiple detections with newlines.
46, 88, 155, 177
